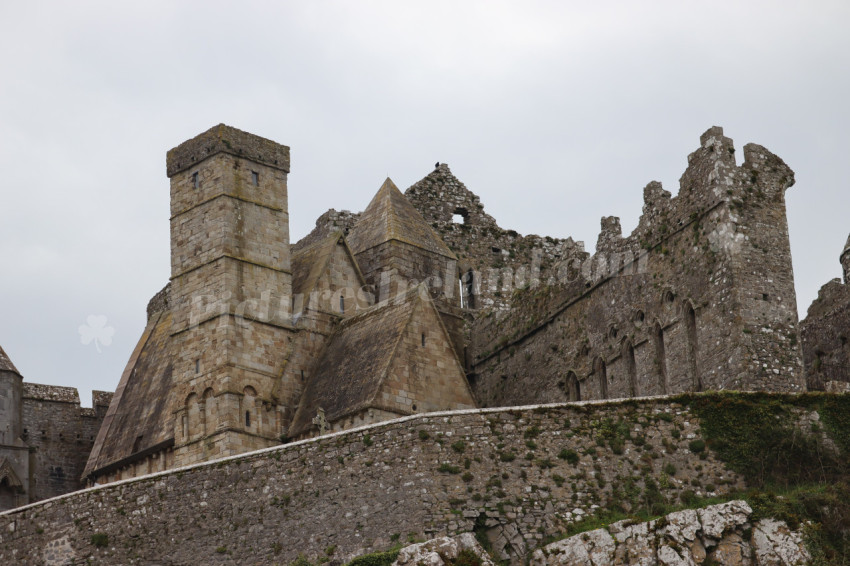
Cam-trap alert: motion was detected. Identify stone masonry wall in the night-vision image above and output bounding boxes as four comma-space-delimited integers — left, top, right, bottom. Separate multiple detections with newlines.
0, 396, 762, 565
21, 386, 111, 503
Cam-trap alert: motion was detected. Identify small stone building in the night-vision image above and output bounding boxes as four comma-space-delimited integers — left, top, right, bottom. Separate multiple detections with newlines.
0, 344, 111, 511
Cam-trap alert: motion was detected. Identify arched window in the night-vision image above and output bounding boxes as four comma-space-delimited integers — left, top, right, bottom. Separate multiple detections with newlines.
625, 342, 638, 397
566, 371, 581, 401
461, 270, 476, 309
594, 357, 608, 399
685, 303, 702, 391
653, 323, 668, 395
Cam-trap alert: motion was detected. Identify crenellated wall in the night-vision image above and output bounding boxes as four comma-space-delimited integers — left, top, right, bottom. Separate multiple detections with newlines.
465, 128, 805, 407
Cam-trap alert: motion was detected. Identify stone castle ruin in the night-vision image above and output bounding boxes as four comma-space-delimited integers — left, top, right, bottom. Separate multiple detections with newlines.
0, 124, 847, 518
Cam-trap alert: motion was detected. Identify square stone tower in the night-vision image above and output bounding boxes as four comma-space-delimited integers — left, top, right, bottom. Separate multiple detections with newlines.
166, 124, 294, 466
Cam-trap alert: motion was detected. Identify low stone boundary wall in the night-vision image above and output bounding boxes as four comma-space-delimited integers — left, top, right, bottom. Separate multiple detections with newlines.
0, 396, 747, 565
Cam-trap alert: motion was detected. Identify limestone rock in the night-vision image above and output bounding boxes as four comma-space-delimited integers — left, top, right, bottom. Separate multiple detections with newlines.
751, 519, 809, 565
393, 533, 494, 566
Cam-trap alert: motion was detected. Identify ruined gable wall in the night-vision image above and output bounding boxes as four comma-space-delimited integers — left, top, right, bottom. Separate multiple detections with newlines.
21, 387, 110, 502
0, 396, 754, 565
467, 129, 804, 408
405, 164, 588, 312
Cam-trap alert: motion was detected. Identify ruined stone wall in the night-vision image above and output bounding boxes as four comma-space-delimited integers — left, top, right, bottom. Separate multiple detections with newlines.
466, 128, 804, 408
0, 396, 760, 565
800, 235, 850, 390
405, 164, 588, 312
801, 279, 850, 389
21, 386, 111, 503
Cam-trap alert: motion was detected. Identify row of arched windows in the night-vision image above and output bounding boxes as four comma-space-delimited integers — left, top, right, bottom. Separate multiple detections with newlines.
181, 386, 259, 442
562, 301, 701, 401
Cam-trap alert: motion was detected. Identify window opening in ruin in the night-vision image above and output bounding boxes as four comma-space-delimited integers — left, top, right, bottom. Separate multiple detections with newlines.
492, 247, 501, 254
626, 343, 637, 397
192, 171, 199, 188
195, 359, 200, 374
452, 207, 469, 225
133, 435, 143, 453
421, 333, 426, 347
762, 293, 769, 301
412, 404, 417, 411
663, 290, 675, 304
462, 270, 476, 309
181, 415, 188, 439
595, 358, 608, 399
251, 171, 259, 186
654, 324, 668, 394
339, 295, 345, 313
245, 411, 251, 427
300, 370, 305, 382
685, 303, 702, 391
566, 371, 581, 402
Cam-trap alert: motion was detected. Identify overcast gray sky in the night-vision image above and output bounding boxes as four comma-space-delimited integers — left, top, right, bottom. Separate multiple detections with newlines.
1, 1, 847, 405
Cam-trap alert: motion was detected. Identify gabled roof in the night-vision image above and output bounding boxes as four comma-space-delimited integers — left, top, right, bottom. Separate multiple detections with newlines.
291, 231, 366, 298
0, 344, 20, 376
348, 178, 455, 259
0, 458, 24, 491
83, 310, 175, 479
289, 286, 435, 436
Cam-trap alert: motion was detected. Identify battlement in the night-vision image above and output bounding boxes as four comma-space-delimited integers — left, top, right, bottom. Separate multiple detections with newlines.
165, 123, 290, 177
22, 383, 80, 404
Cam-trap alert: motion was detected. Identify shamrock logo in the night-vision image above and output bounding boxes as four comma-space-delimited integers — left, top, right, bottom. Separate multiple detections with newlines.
78, 315, 116, 353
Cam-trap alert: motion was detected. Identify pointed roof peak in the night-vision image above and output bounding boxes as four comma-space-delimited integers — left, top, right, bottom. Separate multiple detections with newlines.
0, 344, 21, 376
348, 178, 455, 259
379, 177, 400, 192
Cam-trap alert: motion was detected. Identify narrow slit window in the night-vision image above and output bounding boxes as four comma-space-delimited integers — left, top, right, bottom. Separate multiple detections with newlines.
192, 172, 199, 188
251, 171, 259, 186
245, 411, 251, 427
339, 295, 345, 313
421, 333, 426, 347
195, 359, 200, 374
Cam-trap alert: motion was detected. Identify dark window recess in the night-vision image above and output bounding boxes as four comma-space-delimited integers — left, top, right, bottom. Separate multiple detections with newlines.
251, 171, 259, 186
133, 435, 143, 453
300, 370, 305, 382
192, 172, 199, 188
245, 411, 251, 427
340, 296, 345, 313
195, 359, 200, 374
421, 333, 426, 347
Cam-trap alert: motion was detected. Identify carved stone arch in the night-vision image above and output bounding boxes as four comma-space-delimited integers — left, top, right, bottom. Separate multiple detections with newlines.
651, 319, 669, 395
183, 392, 198, 441
660, 288, 676, 307
202, 388, 215, 435
593, 356, 608, 399
682, 299, 702, 392
565, 370, 581, 402
0, 459, 23, 492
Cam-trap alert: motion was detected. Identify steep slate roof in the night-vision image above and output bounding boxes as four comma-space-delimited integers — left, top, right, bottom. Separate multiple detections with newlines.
348, 178, 456, 259
289, 287, 428, 436
291, 231, 365, 298
83, 310, 175, 479
0, 344, 20, 376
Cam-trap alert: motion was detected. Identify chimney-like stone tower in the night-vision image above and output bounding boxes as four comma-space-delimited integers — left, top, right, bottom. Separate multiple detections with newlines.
166, 124, 294, 466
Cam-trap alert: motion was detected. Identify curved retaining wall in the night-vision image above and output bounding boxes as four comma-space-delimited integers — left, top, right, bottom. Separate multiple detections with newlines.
0, 397, 749, 565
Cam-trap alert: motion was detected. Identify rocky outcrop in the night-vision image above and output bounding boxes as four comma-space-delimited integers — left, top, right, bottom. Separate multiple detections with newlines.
393, 533, 494, 566
529, 501, 809, 566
